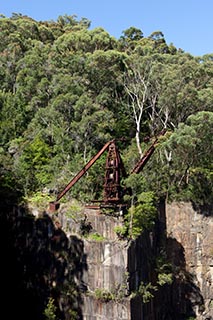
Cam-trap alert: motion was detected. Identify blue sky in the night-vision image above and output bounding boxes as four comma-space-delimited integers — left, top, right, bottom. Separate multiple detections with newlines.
1, 0, 213, 56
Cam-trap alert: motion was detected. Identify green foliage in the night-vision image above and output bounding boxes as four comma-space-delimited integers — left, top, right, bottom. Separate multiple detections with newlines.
0, 13, 212, 210
127, 191, 157, 238
114, 225, 128, 239
68, 309, 78, 320
1, 13, 213, 320
155, 254, 173, 286
131, 254, 174, 304
88, 232, 105, 241
44, 297, 57, 320
64, 199, 84, 219
93, 272, 128, 302
162, 111, 213, 206
121, 27, 143, 41
157, 272, 173, 286
124, 173, 147, 202
15, 135, 52, 192
94, 288, 115, 302
136, 281, 158, 304
25, 191, 54, 212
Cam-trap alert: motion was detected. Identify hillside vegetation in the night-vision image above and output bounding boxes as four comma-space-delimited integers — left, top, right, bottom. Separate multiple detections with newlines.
0, 13, 213, 208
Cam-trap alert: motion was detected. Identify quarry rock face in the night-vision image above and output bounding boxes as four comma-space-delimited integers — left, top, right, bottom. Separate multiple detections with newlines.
61, 207, 143, 319
166, 202, 213, 319
6, 199, 213, 319
61, 202, 213, 319
70, 208, 156, 320
77, 209, 132, 320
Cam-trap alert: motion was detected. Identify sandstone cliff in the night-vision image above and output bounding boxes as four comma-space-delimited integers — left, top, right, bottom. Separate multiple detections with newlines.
166, 202, 213, 319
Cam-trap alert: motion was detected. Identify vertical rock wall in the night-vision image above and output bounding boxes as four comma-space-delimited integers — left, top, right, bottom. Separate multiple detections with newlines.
59, 201, 213, 319
166, 202, 213, 319
61, 207, 132, 319
76, 209, 155, 320
60, 207, 151, 320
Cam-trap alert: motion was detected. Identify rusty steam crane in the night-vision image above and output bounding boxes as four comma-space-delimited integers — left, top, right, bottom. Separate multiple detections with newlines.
49, 130, 166, 213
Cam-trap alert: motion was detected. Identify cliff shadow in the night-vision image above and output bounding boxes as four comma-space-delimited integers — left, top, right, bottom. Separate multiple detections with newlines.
1, 201, 87, 320
160, 236, 205, 319
127, 198, 205, 320
155, 198, 205, 319
191, 201, 213, 217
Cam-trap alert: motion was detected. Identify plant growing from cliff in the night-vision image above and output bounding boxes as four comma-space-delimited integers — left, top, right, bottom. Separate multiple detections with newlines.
94, 288, 115, 302
112, 272, 129, 300
155, 253, 173, 286
134, 281, 157, 303
114, 225, 128, 239
65, 199, 84, 219
131, 255, 173, 304
88, 232, 105, 241
93, 275, 129, 302
101, 207, 117, 216
68, 309, 78, 320
44, 297, 57, 320
25, 191, 55, 212
127, 191, 157, 238
157, 272, 173, 286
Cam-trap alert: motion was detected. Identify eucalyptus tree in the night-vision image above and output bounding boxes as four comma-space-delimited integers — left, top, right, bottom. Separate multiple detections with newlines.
157, 53, 213, 126
148, 31, 169, 53
160, 111, 213, 205
195, 54, 213, 112
11, 103, 72, 193
1, 13, 213, 204
123, 49, 213, 158
15, 39, 53, 112
123, 54, 169, 157
0, 17, 27, 92
57, 14, 91, 30
118, 27, 144, 52
83, 49, 131, 141
89, 27, 117, 51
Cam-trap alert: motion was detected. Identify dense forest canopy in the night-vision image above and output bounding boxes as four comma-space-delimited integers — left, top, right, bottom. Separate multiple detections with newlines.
0, 13, 213, 208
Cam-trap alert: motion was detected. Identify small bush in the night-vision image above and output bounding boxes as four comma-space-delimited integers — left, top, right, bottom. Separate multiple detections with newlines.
138, 281, 158, 304
114, 225, 128, 239
44, 297, 57, 320
89, 232, 105, 241
26, 191, 54, 211
127, 191, 157, 238
94, 288, 115, 302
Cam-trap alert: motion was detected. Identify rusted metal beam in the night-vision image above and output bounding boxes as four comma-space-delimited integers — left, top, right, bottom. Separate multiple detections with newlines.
131, 129, 166, 174
49, 140, 116, 212
56, 140, 115, 202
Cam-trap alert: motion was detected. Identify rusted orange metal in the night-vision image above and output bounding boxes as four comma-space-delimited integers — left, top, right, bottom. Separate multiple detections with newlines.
48, 130, 166, 213
103, 141, 126, 203
131, 129, 166, 174
49, 139, 126, 212
55, 140, 115, 203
